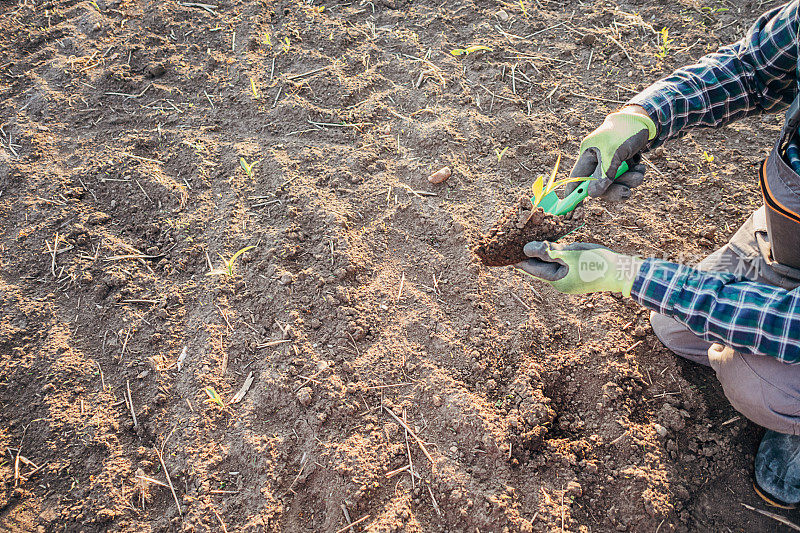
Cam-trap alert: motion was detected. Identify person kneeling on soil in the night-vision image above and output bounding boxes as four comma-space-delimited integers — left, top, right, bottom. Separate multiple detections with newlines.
520, 0, 800, 509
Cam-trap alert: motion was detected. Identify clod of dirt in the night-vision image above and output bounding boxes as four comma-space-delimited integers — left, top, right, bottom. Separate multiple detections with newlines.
145, 63, 166, 78
472, 194, 581, 267
296, 387, 313, 407
428, 166, 451, 184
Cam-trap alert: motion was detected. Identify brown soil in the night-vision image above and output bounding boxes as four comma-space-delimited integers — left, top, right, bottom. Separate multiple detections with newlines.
472, 195, 580, 266
0, 0, 797, 531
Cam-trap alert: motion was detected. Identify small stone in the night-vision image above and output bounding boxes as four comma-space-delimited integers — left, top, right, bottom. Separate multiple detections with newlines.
580, 33, 597, 46
432, 395, 443, 407
654, 423, 668, 438
279, 272, 294, 285
296, 387, 313, 407
427, 166, 451, 184
632, 325, 647, 338
667, 160, 680, 170
497, 9, 509, 21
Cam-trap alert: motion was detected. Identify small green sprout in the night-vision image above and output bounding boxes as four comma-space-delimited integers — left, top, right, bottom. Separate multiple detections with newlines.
703, 150, 714, 163
519, 1, 529, 17
450, 45, 493, 56
282, 37, 291, 53
250, 78, 260, 99
203, 387, 224, 407
240, 157, 259, 178
264, 32, 272, 47
531, 153, 592, 208
207, 246, 255, 276
89, 0, 100, 10
495, 146, 509, 162
655, 27, 674, 59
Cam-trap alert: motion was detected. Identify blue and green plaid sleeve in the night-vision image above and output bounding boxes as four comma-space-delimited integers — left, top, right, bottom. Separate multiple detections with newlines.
631, 258, 800, 363
629, 1, 800, 148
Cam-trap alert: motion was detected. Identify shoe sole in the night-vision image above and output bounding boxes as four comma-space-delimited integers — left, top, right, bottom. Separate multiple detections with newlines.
753, 480, 798, 510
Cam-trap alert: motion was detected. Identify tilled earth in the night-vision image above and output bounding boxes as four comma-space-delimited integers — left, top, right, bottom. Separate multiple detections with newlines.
0, 0, 797, 530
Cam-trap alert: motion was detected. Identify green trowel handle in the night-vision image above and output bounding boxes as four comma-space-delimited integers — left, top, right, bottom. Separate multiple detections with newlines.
551, 161, 629, 216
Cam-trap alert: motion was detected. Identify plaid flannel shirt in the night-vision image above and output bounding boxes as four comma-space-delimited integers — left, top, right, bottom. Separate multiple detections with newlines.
623, 2, 800, 360
631, 259, 800, 362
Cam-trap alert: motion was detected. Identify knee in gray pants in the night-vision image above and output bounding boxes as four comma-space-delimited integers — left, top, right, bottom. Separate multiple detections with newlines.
708, 343, 800, 435
649, 311, 713, 365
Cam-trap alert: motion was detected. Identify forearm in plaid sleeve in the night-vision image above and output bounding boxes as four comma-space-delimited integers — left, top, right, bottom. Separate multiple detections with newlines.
631, 258, 800, 363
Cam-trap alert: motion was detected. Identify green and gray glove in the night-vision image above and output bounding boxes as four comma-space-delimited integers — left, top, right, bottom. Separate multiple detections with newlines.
517, 241, 643, 296
566, 106, 657, 202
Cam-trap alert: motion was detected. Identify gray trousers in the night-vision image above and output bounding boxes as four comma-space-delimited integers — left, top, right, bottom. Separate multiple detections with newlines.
651, 207, 800, 435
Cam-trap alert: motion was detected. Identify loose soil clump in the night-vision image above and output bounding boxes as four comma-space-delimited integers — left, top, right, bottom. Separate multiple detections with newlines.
473, 195, 581, 266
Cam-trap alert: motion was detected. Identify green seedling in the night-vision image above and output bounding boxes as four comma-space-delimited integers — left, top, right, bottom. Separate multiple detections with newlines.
89, 0, 100, 10
240, 157, 259, 178
203, 387, 224, 407
495, 146, 509, 162
531, 153, 592, 208
282, 37, 291, 53
250, 78, 260, 99
450, 45, 493, 56
519, 0, 529, 17
703, 150, 714, 163
207, 245, 255, 276
264, 32, 272, 47
655, 27, 674, 59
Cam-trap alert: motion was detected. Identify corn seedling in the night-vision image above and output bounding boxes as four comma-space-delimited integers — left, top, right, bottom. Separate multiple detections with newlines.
240, 157, 259, 178
203, 387, 224, 407
450, 45, 493, 56
311, 5, 324, 14
282, 37, 291, 53
655, 27, 673, 59
264, 32, 272, 47
207, 245, 255, 276
530, 153, 592, 208
700, 6, 728, 15
495, 146, 509, 162
519, 0, 529, 17
89, 0, 100, 10
250, 78, 260, 99
703, 150, 714, 164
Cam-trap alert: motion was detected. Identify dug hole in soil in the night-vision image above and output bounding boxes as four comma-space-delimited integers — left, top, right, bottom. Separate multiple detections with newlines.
0, 0, 794, 531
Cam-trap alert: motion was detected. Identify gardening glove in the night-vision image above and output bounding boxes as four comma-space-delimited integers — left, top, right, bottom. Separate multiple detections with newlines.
516, 241, 643, 297
566, 107, 656, 202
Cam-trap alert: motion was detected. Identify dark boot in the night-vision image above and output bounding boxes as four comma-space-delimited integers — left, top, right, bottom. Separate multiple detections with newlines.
754, 430, 800, 509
